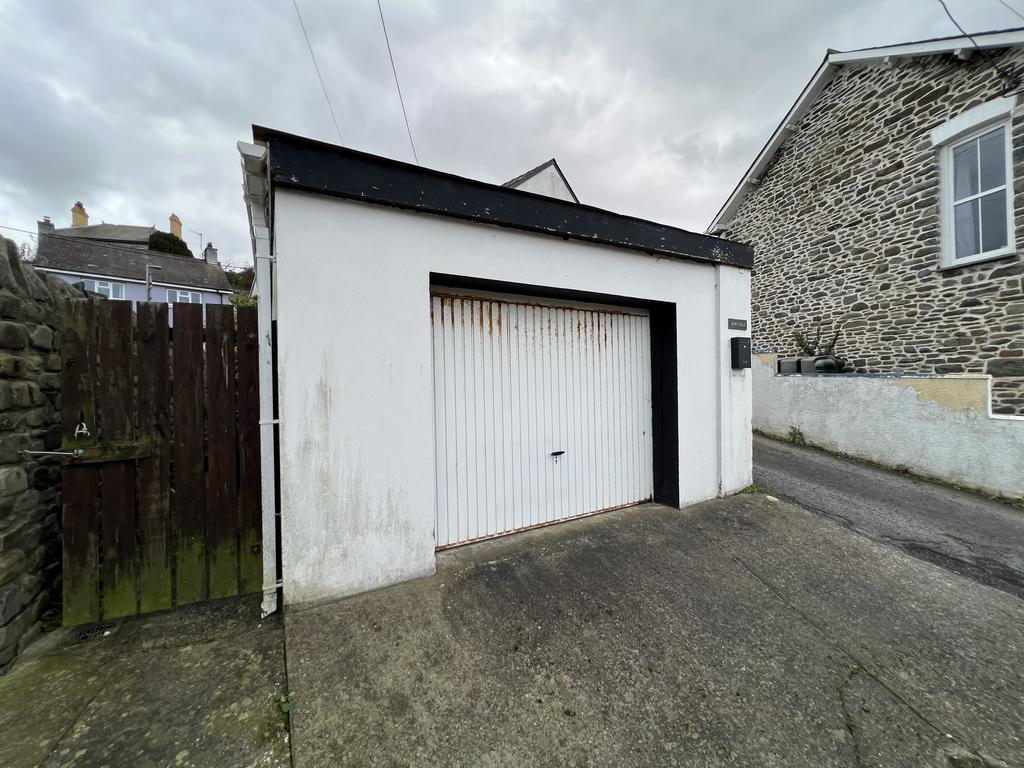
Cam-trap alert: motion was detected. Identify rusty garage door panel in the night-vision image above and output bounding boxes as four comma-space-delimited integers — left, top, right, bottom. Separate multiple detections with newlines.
430, 292, 653, 548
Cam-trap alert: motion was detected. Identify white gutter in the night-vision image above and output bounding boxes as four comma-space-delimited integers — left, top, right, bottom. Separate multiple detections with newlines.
238, 140, 279, 618
828, 28, 1024, 64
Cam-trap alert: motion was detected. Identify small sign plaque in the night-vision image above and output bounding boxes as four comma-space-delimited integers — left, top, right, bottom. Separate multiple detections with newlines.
728, 318, 748, 331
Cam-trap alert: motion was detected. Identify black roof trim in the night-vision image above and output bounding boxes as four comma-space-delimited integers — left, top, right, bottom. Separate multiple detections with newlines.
253, 126, 752, 270
502, 158, 580, 203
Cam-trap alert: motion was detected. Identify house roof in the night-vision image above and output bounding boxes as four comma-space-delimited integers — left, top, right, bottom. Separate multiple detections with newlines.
51, 223, 157, 245
708, 26, 1024, 233
502, 158, 580, 203
253, 125, 752, 270
35, 234, 233, 292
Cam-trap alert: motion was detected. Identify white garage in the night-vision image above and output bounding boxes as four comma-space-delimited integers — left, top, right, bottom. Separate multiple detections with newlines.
239, 127, 754, 609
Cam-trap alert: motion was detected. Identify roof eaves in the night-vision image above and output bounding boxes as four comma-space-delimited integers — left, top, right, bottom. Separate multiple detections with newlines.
708, 27, 1024, 232
834, 25, 1024, 60
256, 126, 752, 269
549, 159, 580, 203
708, 54, 832, 232
501, 159, 556, 189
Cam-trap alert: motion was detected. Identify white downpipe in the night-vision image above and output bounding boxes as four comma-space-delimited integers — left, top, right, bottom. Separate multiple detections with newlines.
238, 140, 279, 618
254, 232, 278, 618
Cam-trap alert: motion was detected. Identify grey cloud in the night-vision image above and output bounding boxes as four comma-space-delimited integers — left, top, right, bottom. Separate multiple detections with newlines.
0, 0, 1019, 264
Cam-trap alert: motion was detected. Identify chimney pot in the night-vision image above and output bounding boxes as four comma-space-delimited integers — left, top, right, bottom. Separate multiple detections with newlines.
71, 201, 88, 227
37, 217, 54, 235
203, 242, 219, 265
169, 213, 182, 239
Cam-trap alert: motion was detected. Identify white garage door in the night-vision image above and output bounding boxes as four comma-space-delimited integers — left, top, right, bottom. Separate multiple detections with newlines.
430, 292, 653, 548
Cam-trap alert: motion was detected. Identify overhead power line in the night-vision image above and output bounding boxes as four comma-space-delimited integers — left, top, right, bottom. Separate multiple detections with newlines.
377, 0, 419, 165
934, 0, 1022, 94
292, 0, 345, 145
993, 0, 1024, 23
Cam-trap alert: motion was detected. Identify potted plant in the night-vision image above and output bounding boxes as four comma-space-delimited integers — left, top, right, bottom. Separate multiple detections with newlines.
779, 322, 845, 374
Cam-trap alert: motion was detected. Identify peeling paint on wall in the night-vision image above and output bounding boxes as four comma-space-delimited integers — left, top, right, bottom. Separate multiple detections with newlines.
900, 378, 989, 414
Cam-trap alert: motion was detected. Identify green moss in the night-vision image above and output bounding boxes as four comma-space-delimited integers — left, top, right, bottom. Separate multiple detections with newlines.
737, 484, 769, 495
175, 538, 208, 606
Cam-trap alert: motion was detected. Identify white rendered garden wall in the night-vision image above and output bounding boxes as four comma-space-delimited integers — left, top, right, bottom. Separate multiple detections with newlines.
754, 354, 1024, 499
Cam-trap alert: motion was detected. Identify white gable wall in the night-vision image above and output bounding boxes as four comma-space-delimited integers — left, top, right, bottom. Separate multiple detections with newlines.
508, 164, 577, 202
272, 189, 751, 605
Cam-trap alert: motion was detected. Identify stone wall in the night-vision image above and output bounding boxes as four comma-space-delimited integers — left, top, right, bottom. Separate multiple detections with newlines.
0, 236, 80, 672
724, 48, 1024, 414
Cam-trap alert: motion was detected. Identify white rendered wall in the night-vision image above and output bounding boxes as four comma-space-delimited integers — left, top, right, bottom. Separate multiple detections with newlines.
507, 165, 577, 202
753, 355, 1024, 499
273, 190, 752, 604
717, 265, 754, 494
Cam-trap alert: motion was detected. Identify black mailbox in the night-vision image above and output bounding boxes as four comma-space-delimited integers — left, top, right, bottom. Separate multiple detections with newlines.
730, 337, 751, 369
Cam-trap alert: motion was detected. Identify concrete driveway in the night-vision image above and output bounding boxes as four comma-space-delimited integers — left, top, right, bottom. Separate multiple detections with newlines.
0, 595, 289, 768
285, 496, 1024, 767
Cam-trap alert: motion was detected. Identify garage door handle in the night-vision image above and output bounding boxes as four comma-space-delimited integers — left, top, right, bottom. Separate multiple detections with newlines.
550, 450, 565, 457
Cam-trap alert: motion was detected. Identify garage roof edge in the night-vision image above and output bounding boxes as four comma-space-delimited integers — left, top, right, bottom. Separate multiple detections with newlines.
252, 126, 753, 270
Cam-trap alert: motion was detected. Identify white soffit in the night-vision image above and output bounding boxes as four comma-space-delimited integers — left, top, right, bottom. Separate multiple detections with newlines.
708, 28, 1024, 232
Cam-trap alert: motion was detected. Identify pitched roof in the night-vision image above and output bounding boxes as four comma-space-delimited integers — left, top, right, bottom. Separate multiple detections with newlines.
51, 223, 157, 245
253, 125, 752, 270
35, 235, 232, 292
708, 26, 1024, 233
502, 158, 580, 203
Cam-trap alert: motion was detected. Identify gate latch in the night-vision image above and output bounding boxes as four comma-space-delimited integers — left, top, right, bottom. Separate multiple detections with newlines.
550, 450, 565, 463
19, 449, 84, 459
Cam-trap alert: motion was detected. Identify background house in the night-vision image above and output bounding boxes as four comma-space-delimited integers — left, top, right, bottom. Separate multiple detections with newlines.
710, 28, 1024, 415
502, 158, 579, 202
34, 202, 233, 307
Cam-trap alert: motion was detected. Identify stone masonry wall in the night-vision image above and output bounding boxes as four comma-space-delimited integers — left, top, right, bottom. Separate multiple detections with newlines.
0, 236, 81, 672
724, 48, 1024, 414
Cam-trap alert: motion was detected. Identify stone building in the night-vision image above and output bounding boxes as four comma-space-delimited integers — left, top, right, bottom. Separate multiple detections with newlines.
0, 237, 80, 672
710, 29, 1024, 415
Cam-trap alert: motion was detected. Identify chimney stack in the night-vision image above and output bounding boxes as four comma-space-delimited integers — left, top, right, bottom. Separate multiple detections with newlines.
71, 201, 88, 227
203, 242, 219, 265
37, 216, 54, 235
169, 213, 182, 239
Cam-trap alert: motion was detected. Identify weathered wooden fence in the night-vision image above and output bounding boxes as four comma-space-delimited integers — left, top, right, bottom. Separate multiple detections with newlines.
61, 300, 261, 625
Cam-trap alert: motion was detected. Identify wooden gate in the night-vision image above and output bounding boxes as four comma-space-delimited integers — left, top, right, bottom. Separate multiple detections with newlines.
61, 300, 262, 625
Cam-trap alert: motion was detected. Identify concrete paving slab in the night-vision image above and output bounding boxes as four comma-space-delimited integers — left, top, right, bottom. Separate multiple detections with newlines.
0, 595, 290, 768
284, 498, 1022, 767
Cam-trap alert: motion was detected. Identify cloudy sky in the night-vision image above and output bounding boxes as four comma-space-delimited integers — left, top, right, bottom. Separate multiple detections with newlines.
0, 0, 1020, 267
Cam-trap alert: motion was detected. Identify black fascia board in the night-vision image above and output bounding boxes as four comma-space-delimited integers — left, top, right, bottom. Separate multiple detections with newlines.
254, 126, 753, 270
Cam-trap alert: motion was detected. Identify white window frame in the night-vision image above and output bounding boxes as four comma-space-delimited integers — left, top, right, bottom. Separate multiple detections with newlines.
934, 97, 1017, 269
82, 279, 126, 300
167, 289, 202, 304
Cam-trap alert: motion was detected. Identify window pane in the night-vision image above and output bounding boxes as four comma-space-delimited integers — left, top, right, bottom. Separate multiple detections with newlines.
980, 190, 1008, 252
979, 127, 1005, 191
111, 283, 125, 300
953, 140, 978, 199
83, 280, 96, 292
96, 282, 112, 299
954, 198, 980, 259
